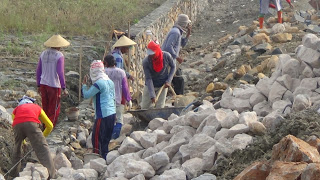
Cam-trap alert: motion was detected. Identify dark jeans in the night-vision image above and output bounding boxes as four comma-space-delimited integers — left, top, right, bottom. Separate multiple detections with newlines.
172, 68, 184, 95
92, 114, 116, 159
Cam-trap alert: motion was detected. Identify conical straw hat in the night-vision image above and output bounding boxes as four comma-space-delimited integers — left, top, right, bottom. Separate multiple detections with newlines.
112, 36, 137, 48
44, 34, 70, 48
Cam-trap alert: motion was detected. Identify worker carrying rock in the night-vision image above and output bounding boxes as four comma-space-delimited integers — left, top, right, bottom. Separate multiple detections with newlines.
259, 0, 294, 29
10, 95, 56, 179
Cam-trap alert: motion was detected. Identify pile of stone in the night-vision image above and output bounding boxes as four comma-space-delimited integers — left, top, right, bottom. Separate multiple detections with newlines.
235, 135, 320, 179
219, 33, 320, 131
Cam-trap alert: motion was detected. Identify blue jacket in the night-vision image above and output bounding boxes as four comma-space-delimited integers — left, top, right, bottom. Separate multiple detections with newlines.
82, 79, 116, 119
161, 26, 188, 59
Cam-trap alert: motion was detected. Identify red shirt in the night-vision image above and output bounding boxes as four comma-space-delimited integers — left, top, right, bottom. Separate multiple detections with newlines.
12, 103, 42, 127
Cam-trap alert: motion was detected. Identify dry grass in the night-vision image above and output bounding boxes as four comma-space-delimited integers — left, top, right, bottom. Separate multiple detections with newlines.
0, 0, 165, 36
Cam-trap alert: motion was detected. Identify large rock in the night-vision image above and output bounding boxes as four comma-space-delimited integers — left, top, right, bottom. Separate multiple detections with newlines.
90, 158, 107, 174
253, 100, 272, 117
149, 118, 167, 131
234, 161, 271, 180
54, 153, 72, 170
256, 77, 271, 97
202, 146, 218, 171
140, 133, 158, 149
233, 85, 257, 99
271, 33, 292, 43
220, 110, 239, 129
276, 74, 292, 90
144, 151, 170, 171
292, 94, 312, 112
228, 124, 249, 138
302, 33, 319, 48
162, 139, 188, 160
196, 110, 226, 133
191, 173, 217, 180
266, 161, 307, 180
181, 158, 203, 179
281, 58, 301, 78
130, 131, 147, 144
250, 92, 267, 107
297, 46, 320, 68
262, 110, 284, 130
75, 169, 98, 180
118, 137, 143, 154
272, 100, 292, 112
232, 134, 253, 150
186, 111, 211, 129
107, 150, 120, 165
249, 121, 266, 135
239, 112, 258, 126
301, 163, 320, 180
107, 154, 155, 178
169, 126, 195, 144
300, 78, 318, 91
157, 169, 186, 180
271, 135, 320, 163
179, 134, 216, 162
272, 23, 286, 33
142, 147, 158, 159
268, 81, 287, 104
253, 33, 271, 44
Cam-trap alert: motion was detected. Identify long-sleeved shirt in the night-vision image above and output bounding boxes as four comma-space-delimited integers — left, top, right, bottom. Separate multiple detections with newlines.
36, 48, 66, 89
105, 67, 131, 105
12, 103, 53, 137
142, 51, 176, 98
161, 26, 188, 59
82, 79, 116, 119
112, 49, 131, 79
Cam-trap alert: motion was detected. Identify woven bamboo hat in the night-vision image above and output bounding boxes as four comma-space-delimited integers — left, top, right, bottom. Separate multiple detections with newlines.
44, 34, 70, 48
113, 36, 137, 48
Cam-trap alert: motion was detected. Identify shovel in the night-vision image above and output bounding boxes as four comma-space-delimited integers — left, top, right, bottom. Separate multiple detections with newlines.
152, 84, 176, 108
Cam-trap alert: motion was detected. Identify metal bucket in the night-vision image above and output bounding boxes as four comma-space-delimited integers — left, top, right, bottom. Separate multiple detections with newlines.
66, 107, 80, 121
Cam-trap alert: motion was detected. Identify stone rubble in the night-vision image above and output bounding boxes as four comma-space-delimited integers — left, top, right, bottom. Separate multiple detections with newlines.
1, 3, 320, 180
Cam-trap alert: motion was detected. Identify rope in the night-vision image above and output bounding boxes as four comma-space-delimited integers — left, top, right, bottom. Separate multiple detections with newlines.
4, 149, 33, 177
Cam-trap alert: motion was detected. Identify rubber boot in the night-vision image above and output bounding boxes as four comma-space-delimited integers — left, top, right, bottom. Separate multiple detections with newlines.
259, 17, 264, 29
277, 11, 282, 23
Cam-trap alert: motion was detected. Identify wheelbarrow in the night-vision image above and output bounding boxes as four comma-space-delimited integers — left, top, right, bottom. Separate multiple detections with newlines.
127, 85, 185, 122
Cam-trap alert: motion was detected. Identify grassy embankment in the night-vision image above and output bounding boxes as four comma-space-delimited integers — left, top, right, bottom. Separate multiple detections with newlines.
0, 0, 165, 55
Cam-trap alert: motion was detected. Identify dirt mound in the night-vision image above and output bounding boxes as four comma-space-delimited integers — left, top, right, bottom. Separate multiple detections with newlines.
213, 106, 320, 179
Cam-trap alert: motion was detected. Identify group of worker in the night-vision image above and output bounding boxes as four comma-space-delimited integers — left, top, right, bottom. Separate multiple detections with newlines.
10, 1, 295, 177
9, 13, 191, 179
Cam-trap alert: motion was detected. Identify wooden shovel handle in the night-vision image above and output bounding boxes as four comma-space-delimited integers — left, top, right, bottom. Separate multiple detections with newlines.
155, 85, 165, 104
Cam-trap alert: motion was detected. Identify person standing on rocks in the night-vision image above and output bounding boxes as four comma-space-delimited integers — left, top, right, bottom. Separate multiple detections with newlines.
141, 41, 176, 109
111, 35, 137, 81
36, 34, 70, 127
11, 95, 56, 179
259, 0, 294, 29
82, 60, 116, 159
162, 14, 191, 95
104, 55, 131, 139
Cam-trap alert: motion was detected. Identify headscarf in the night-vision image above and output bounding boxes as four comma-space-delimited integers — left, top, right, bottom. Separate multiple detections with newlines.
18, 95, 35, 106
90, 60, 110, 83
147, 41, 163, 72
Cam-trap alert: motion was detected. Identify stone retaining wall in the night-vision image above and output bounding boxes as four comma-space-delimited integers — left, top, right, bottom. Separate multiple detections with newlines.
126, 0, 208, 99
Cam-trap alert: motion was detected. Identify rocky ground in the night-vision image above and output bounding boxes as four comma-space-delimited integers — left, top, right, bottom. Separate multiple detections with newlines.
0, 0, 319, 179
